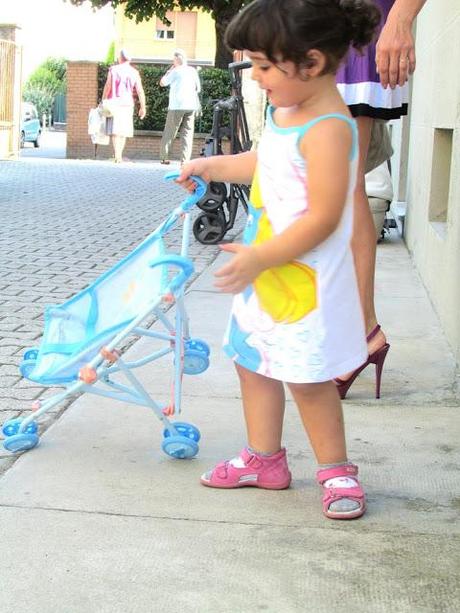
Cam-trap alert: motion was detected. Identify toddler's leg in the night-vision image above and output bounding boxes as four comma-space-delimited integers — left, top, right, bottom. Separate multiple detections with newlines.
236, 363, 285, 455
287, 380, 366, 519
200, 365, 291, 489
287, 380, 346, 463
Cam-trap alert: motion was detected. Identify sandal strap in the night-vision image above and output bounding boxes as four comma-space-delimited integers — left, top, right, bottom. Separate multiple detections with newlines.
214, 449, 263, 479
316, 463, 358, 484
215, 460, 231, 479
240, 448, 263, 469
366, 324, 381, 342
322, 485, 365, 506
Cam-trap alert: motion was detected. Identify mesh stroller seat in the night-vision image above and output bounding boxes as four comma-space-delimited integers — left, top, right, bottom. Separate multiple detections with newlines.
2, 172, 209, 460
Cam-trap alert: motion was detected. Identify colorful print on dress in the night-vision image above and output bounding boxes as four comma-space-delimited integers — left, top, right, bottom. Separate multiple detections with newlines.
224, 313, 262, 371
247, 169, 317, 324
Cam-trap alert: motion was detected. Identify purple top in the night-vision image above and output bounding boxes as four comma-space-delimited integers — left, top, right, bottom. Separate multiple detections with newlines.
336, 0, 394, 85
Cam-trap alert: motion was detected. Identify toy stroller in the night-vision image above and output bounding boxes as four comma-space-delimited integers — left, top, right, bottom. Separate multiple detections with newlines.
2, 172, 210, 460
193, 61, 252, 245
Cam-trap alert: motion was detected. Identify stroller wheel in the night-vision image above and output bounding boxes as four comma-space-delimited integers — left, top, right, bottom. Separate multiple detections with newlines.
162, 434, 199, 459
3, 432, 39, 453
185, 338, 210, 357
193, 212, 227, 245
197, 182, 228, 212
19, 358, 37, 379
2, 418, 38, 437
183, 349, 209, 375
23, 347, 39, 361
164, 421, 201, 443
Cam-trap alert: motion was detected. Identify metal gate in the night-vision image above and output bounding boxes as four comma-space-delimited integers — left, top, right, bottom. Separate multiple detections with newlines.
53, 93, 66, 124
0, 38, 22, 159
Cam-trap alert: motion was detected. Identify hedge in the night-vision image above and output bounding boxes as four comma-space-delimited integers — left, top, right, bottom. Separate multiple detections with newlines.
97, 63, 231, 134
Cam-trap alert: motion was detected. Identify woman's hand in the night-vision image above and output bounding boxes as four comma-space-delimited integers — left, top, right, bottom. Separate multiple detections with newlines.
375, 0, 427, 89
214, 243, 264, 294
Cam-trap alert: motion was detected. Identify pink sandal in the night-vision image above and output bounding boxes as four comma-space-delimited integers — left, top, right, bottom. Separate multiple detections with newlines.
316, 463, 366, 519
200, 447, 292, 489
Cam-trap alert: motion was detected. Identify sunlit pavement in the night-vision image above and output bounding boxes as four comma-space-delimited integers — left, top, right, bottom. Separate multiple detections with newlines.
0, 144, 246, 476
19, 128, 67, 159
0, 135, 458, 612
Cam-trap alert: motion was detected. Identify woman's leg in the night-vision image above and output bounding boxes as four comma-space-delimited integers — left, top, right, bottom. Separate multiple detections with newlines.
351, 117, 387, 354
112, 135, 126, 162
336, 118, 387, 382
235, 363, 285, 454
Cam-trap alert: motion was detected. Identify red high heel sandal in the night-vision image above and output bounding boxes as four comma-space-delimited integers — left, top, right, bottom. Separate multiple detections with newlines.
335, 324, 390, 400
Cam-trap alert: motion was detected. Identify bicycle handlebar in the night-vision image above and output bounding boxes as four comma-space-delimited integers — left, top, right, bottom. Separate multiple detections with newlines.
228, 61, 252, 72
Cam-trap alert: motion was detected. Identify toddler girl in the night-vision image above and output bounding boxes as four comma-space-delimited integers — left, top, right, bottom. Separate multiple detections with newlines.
177, 0, 381, 519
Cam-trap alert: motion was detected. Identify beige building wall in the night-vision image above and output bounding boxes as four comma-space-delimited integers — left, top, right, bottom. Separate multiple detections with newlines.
404, 3, 460, 362
194, 10, 215, 61
114, 8, 215, 63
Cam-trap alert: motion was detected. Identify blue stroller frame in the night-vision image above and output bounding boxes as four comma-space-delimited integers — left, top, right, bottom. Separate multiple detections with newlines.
2, 172, 209, 459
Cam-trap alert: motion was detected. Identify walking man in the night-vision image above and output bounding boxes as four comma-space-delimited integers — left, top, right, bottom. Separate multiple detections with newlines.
159, 49, 201, 164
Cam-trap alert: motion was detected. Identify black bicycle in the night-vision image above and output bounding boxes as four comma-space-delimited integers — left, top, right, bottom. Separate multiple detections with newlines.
193, 61, 252, 245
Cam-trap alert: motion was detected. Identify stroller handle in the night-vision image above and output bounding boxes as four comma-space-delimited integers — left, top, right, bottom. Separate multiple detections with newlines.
164, 171, 208, 212
149, 255, 194, 293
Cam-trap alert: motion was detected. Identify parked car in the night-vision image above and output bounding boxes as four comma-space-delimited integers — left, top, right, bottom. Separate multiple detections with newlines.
20, 102, 41, 148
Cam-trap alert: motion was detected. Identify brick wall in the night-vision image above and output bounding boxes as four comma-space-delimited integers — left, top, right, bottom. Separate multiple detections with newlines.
66, 60, 207, 161
88, 131, 207, 161
66, 62, 99, 159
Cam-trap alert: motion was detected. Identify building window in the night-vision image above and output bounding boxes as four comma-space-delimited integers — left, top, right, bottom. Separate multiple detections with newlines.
155, 12, 175, 40
429, 128, 453, 231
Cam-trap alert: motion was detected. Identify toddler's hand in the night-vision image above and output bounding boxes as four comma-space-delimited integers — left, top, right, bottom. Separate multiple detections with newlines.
214, 243, 264, 294
176, 158, 212, 192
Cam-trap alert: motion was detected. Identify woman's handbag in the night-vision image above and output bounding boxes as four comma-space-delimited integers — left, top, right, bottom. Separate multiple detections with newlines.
88, 107, 110, 145
101, 98, 119, 118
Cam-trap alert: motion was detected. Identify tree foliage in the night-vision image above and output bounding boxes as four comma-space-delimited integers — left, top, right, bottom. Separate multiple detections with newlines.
26, 57, 67, 93
23, 57, 67, 117
105, 41, 116, 64
66, 0, 251, 67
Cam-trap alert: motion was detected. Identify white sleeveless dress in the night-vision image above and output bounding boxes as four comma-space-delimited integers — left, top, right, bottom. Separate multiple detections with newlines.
223, 108, 367, 383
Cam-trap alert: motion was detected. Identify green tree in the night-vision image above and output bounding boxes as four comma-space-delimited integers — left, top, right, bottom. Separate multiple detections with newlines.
41, 57, 67, 86
23, 57, 67, 118
67, 0, 251, 67
105, 40, 116, 64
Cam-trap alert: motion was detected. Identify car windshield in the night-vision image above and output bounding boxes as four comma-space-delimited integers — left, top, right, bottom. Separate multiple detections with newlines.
22, 104, 38, 120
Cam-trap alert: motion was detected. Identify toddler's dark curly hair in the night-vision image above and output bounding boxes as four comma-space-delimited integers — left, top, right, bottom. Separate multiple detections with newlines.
225, 0, 381, 74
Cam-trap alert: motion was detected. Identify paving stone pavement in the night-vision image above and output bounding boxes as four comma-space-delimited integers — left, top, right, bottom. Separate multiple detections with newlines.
0, 156, 246, 474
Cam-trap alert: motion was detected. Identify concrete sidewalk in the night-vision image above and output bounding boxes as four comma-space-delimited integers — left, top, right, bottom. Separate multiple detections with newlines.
0, 232, 459, 612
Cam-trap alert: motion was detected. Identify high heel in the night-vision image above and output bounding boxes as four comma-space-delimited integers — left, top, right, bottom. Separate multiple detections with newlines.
335, 325, 390, 400
370, 343, 390, 399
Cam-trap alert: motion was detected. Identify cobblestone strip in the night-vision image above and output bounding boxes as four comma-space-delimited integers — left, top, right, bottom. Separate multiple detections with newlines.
0, 159, 245, 474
